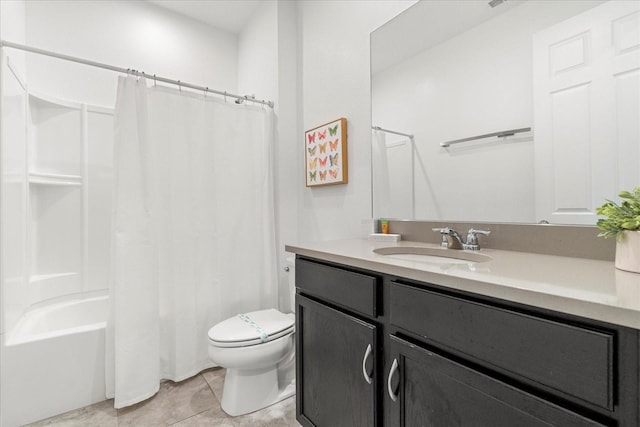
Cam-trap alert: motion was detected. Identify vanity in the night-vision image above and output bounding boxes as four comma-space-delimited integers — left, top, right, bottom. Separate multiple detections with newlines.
286, 235, 640, 427
310, 0, 640, 424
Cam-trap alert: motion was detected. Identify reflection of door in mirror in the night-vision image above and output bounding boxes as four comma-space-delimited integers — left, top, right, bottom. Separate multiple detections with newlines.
534, 0, 640, 224
371, 0, 639, 225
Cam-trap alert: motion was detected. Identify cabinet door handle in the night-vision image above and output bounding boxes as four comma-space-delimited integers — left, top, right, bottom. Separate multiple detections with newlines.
387, 358, 399, 402
362, 344, 373, 384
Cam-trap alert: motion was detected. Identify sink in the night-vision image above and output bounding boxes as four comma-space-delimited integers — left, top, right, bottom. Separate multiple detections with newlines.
373, 246, 492, 264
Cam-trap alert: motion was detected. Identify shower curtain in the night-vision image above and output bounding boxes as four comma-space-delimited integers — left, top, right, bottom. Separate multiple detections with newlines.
105, 76, 278, 408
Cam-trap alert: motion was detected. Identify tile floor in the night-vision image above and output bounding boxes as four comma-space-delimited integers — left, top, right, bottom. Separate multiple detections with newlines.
26, 368, 300, 426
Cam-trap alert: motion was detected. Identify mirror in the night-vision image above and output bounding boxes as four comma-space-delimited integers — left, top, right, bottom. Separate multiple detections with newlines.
371, 0, 639, 225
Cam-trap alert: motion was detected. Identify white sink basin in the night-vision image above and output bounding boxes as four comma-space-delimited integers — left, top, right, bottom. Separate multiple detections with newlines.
373, 246, 492, 264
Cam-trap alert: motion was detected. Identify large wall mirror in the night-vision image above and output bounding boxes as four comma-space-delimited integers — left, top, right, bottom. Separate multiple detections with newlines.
371, 0, 639, 225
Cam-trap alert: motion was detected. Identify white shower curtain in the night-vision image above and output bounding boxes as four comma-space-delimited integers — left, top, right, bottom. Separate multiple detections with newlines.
106, 76, 278, 408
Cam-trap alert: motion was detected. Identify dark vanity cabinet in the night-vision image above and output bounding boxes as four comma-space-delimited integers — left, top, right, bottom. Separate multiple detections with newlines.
295, 258, 381, 427
295, 256, 640, 427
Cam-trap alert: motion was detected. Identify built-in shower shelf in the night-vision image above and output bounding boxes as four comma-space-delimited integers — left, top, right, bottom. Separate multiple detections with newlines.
29, 272, 81, 303
28, 173, 82, 186
29, 272, 77, 284
29, 91, 82, 111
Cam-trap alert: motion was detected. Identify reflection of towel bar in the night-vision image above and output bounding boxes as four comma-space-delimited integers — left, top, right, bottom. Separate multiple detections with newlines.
440, 127, 531, 147
372, 126, 414, 139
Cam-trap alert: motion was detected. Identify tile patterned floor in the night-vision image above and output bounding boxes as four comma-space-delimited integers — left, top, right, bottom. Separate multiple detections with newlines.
25, 368, 300, 426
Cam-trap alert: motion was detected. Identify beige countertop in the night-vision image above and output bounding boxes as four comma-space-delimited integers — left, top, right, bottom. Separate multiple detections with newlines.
285, 239, 640, 329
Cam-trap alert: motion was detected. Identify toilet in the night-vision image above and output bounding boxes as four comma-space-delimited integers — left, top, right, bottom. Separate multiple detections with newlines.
207, 258, 296, 416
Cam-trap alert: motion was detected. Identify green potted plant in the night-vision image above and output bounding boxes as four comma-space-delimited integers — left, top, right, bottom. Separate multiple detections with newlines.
596, 187, 640, 273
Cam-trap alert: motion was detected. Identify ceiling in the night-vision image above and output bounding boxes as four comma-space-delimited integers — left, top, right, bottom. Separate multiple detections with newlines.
371, 0, 523, 74
148, 0, 262, 34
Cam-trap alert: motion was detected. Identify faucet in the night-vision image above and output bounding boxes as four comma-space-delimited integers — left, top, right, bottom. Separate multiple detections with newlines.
432, 227, 491, 251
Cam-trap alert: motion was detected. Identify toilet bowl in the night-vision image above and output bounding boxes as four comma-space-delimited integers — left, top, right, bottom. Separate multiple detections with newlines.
207, 258, 296, 416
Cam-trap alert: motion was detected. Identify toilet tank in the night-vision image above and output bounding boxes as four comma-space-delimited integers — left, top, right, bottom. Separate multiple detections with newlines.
286, 257, 295, 313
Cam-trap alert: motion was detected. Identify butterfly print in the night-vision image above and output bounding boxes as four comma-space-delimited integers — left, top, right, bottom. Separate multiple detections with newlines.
309, 170, 316, 181
308, 146, 317, 156
308, 158, 317, 169
328, 124, 338, 136
318, 130, 327, 140
319, 170, 327, 181
319, 142, 328, 154
319, 156, 327, 168
329, 139, 338, 152
329, 169, 338, 179
307, 132, 316, 144
329, 153, 339, 167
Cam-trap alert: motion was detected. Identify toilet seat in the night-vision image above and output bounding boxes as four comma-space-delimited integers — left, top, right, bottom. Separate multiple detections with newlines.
208, 309, 294, 348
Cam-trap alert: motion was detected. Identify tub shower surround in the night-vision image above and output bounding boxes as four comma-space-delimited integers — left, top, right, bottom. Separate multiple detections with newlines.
1, 44, 278, 424
2, 293, 109, 426
0, 55, 115, 425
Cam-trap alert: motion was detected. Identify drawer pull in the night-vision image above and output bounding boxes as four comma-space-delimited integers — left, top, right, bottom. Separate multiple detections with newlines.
387, 358, 399, 402
362, 344, 373, 384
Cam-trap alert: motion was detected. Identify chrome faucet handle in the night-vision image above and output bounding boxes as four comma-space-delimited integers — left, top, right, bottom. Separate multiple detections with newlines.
432, 227, 450, 247
432, 227, 450, 233
465, 229, 491, 250
432, 227, 464, 250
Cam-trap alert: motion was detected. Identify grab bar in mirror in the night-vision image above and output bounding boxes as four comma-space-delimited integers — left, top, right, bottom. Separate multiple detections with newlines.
440, 127, 531, 148
372, 126, 414, 139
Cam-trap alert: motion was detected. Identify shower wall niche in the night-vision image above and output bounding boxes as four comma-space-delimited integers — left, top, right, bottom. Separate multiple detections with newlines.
1, 58, 114, 330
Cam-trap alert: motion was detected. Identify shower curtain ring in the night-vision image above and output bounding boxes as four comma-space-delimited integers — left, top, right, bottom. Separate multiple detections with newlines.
154, 74, 157, 87
204, 87, 208, 98
224, 91, 227, 102
178, 80, 181, 92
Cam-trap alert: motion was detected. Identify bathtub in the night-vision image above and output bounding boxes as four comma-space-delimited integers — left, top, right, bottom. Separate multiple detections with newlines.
1, 293, 109, 427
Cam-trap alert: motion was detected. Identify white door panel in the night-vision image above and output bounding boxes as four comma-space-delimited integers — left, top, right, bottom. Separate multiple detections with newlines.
534, 1, 640, 224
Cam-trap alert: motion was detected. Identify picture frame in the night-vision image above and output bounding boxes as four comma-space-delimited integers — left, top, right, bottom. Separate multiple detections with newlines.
305, 117, 348, 187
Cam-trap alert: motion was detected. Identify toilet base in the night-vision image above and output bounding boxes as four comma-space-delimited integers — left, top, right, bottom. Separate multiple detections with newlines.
221, 365, 295, 416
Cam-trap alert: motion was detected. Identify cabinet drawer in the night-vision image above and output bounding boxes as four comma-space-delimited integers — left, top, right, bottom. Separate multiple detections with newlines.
390, 282, 614, 410
296, 258, 377, 317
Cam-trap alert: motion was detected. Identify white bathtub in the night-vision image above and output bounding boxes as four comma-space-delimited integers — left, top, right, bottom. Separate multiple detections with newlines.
1, 293, 109, 427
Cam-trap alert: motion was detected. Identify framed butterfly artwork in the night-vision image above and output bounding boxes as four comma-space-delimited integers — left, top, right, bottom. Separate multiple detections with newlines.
305, 117, 348, 187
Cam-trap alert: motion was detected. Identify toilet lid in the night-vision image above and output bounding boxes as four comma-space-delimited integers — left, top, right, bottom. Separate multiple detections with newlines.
208, 309, 294, 347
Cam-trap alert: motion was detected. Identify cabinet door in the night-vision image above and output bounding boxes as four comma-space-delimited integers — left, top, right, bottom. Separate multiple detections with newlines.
296, 294, 377, 427
385, 335, 607, 427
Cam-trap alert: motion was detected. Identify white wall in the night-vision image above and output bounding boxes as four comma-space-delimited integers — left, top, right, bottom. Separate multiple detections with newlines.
236, 0, 409, 306
0, 0, 26, 57
23, 0, 238, 108
297, 0, 416, 242
274, 1, 300, 312
0, 0, 28, 337
238, 0, 299, 312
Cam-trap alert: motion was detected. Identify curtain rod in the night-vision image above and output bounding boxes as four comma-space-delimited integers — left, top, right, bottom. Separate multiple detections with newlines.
372, 126, 414, 139
0, 40, 275, 108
